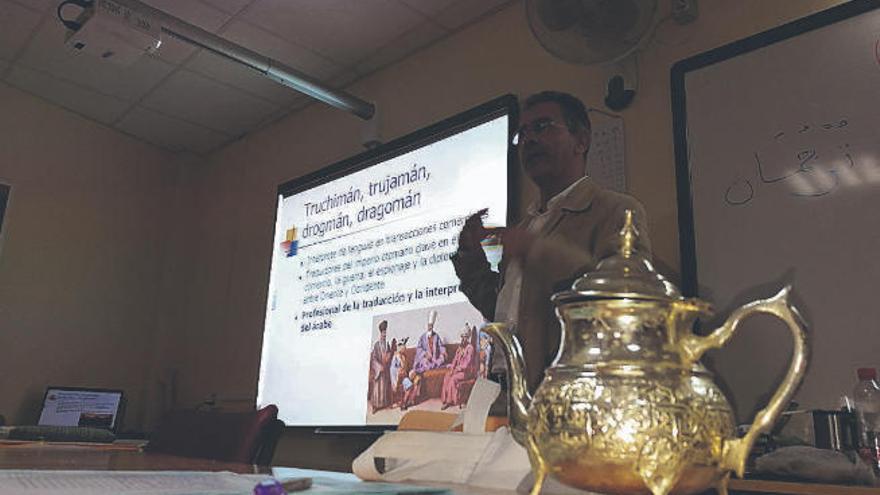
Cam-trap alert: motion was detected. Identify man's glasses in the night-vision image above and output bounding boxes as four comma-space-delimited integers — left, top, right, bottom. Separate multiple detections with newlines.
511, 118, 564, 146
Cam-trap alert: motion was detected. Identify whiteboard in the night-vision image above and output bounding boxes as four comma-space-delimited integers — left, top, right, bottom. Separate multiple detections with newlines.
671, 0, 880, 421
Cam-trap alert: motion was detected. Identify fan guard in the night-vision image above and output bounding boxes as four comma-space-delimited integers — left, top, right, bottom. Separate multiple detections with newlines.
526, 0, 658, 65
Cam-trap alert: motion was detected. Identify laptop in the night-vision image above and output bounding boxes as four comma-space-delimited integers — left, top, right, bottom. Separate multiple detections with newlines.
37, 386, 125, 433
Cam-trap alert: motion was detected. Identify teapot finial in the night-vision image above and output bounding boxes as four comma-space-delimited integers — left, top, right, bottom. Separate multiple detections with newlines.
560, 208, 680, 300
620, 209, 638, 259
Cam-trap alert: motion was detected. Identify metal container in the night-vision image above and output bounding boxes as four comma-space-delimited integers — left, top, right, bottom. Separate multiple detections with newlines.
483, 211, 810, 495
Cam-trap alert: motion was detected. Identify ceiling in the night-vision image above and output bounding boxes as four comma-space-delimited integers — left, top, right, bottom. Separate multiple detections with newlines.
0, 0, 514, 155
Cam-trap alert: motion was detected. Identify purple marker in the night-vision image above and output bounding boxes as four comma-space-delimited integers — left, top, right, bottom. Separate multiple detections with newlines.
253, 479, 286, 495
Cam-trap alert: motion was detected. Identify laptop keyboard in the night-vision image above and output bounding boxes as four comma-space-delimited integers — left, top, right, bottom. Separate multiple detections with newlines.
8, 425, 116, 443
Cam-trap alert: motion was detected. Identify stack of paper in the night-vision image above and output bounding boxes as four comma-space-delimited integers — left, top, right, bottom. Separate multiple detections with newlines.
0, 470, 267, 495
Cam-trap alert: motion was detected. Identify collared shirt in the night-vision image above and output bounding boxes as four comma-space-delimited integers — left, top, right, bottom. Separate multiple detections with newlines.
494, 177, 590, 326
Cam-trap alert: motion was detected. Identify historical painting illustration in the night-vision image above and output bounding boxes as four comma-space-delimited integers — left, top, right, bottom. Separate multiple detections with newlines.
365, 301, 492, 424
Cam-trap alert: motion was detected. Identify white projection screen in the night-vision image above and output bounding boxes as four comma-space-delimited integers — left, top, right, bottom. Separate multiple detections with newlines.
257, 95, 518, 427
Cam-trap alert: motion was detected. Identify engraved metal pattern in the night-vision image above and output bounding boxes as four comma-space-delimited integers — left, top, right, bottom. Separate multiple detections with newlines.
558, 301, 682, 366
485, 212, 808, 495
528, 362, 735, 495
484, 285, 807, 495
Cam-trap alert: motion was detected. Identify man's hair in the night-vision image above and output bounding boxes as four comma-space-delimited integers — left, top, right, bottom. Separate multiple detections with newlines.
523, 91, 591, 134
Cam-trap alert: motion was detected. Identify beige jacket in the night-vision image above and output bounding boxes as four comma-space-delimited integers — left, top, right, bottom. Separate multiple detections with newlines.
451, 178, 651, 391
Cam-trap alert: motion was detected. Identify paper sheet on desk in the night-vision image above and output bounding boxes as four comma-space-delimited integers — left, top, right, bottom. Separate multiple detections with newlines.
0, 470, 268, 494
352, 379, 604, 495
353, 378, 534, 488
273, 468, 450, 495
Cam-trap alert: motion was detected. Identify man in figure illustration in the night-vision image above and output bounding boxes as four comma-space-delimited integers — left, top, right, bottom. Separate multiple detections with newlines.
413, 310, 447, 373
368, 320, 393, 413
440, 327, 476, 409
400, 369, 421, 411
389, 338, 408, 406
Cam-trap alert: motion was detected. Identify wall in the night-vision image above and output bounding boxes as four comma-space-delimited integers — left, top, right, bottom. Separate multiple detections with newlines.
176, 0, 844, 466
0, 83, 188, 431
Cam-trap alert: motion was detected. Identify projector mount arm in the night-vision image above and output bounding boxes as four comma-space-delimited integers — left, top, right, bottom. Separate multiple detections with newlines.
59, 0, 376, 120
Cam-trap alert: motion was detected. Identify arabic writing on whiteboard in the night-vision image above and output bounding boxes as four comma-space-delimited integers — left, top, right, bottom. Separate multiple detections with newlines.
723, 117, 863, 206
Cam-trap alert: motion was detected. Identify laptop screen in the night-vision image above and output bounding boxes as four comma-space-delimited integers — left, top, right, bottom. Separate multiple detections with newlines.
38, 387, 124, 431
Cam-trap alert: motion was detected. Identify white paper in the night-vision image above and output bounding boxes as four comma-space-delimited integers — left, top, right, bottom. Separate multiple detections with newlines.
359, 430, 493, 484
272, 467, 359, 483
0, 470, 268, 495
461, 379, 500, 434
467, 428, 531, 490
352, 378, 502, 485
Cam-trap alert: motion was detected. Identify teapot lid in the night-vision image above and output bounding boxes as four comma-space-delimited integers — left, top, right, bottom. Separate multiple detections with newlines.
553, 210, 680, 303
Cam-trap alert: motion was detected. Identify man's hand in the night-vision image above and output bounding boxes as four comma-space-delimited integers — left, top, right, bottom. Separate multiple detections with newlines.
501, 226, 536, 259
458, 208, 489, 252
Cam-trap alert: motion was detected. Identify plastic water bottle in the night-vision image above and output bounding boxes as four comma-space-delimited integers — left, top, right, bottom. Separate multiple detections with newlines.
853, 367, 880, 472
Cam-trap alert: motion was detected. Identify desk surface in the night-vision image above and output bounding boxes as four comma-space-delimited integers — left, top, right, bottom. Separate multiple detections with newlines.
728, 478, 880, 495
0, 443, 877, 495
0, 442, 268, 474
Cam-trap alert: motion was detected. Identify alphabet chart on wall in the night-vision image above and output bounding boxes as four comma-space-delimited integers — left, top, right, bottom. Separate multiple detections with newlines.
586, 110, 626, 192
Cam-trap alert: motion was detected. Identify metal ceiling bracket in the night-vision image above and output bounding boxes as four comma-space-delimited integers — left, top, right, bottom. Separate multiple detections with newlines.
113, 0, 376, 120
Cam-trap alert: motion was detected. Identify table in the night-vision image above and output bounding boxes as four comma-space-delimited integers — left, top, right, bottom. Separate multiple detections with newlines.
0, 442, 268, 474
0, 442, 877, 495
729, 478, 880, 495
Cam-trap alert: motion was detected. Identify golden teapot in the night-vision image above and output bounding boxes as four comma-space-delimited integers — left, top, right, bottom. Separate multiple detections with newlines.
483, 211, 808, 495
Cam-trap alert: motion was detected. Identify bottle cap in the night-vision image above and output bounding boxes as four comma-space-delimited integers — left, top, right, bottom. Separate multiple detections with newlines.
857, 368, 877, 381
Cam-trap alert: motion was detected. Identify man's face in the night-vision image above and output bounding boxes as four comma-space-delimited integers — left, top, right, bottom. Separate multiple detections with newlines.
517, 102, 588, 185
427, 323, 434, 335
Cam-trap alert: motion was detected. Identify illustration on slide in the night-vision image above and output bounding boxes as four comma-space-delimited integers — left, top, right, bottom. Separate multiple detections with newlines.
365, 302, 491, 423
280, 225, 298, 257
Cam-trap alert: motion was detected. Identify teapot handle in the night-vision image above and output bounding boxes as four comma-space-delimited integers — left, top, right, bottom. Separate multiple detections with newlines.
676, 285, 809, 478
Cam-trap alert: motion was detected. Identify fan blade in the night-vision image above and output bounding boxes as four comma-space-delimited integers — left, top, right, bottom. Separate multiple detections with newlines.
536, 0, 582, 31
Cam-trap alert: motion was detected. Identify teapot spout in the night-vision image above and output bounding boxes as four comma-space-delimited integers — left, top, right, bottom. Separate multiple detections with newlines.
482, 323, 532, 446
